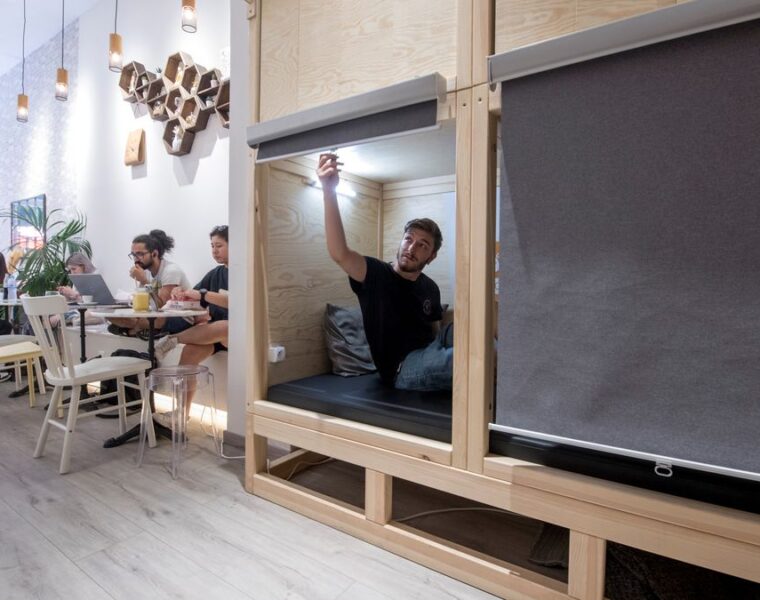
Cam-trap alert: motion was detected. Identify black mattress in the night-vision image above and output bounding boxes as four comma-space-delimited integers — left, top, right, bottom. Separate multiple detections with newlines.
267, 373, 452, 442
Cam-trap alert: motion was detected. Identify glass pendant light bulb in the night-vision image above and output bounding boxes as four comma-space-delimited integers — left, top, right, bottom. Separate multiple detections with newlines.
55, 68, 69, 101
17, 94, 29, 122
109, 32, 123, 72
181, 0, 197, 33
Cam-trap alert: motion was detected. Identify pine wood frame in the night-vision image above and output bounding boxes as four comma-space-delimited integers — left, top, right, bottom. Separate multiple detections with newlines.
244, 1, 760, 598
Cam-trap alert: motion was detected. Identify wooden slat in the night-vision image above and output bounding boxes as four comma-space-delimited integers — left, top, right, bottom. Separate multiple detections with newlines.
466, 83, 496, 474
568, 532, 605, 600
495, 0, 576, 53
483, 456, 760, 548
457, 0, 474, 89
472, 0, 494, 85
253, 400, 452, 466
451, 88, 473, 470
365, 469, 393, 524
259, 0, 300, 120
254, 473, 572, 600
576, 0, 676, 30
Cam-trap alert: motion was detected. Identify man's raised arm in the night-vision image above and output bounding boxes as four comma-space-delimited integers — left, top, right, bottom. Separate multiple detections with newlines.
317, 153, 367, 283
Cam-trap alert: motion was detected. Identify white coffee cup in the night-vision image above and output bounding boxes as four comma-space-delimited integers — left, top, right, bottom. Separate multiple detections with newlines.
81, 295, 94, 303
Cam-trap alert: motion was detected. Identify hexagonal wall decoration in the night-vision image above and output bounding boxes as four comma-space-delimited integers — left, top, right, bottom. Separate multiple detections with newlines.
120, 51, 229, 157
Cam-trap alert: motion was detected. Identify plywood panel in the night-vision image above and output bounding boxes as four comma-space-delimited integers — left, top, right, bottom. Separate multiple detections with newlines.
260, 0, 458, 120
382, 191, 457, 308
267, 164, 379, 384
495, 0, 576, 53
260, 0, 300, 121
495, 0, 678, 53
577, 0, 675, 29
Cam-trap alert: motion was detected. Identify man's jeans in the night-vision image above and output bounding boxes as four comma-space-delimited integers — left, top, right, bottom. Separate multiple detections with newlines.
395, 322, 454, 391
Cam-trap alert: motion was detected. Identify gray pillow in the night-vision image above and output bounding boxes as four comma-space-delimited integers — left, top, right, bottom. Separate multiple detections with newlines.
323, 303, 376, 377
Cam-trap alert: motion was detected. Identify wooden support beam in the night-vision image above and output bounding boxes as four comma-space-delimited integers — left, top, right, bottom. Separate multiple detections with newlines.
365, 469, 393, 525
568, 532, 606, 600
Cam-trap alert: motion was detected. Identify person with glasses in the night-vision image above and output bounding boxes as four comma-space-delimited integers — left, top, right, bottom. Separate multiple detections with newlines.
154, 225, 229, 363
108, 229, 191, 338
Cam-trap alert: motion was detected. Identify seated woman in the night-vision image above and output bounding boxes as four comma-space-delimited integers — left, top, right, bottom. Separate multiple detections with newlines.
52, 253, 103, 327
154, 225, 229, 363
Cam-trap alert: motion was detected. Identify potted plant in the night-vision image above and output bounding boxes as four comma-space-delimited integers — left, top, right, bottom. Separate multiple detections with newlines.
2, 206, 92, 297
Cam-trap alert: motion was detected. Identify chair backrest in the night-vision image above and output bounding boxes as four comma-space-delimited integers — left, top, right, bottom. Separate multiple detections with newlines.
21, 295, 75, 380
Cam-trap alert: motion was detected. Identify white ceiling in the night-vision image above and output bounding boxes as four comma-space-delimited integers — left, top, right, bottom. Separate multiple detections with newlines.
0, 0, 101, 76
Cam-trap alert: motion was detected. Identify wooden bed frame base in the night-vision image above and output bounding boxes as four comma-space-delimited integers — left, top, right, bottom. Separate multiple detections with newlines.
246, 404, 760, 600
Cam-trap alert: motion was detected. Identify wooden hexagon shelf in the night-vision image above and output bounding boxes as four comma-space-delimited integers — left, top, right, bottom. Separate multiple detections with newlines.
215, 78, 230, 129
163, 117, 195, 156
119, 51, 229, 157
164, 51, 194, 89
119, 61, 147, 103
146, 77, 171, 121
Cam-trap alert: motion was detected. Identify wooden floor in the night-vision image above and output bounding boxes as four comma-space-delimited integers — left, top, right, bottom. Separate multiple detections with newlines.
0, 380, 497, 600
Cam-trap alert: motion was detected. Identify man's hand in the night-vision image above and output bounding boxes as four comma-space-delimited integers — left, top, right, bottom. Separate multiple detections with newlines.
129, 264, 148, 285
171, 287, 200, 301
317, 153, 340, 192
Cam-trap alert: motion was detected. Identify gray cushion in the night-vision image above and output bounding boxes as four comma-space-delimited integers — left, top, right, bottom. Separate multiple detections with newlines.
323, 304, 376, 377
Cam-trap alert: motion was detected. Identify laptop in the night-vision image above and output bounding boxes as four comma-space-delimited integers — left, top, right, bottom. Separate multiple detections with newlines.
68, 274, 129, 306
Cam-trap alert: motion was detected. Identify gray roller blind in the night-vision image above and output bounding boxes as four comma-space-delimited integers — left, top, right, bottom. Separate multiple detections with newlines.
247, 73, 446, 163
494, 18, 760, 478
257, 101, 437, 162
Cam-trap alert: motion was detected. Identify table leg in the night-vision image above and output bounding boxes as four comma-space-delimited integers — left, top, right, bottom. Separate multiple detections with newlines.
78, 307, 88, 363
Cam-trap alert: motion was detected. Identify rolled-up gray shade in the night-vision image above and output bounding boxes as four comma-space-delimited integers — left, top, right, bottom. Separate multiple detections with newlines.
494, 18, 760, 480
256, 100, 438, 163
248, 73, 446, 163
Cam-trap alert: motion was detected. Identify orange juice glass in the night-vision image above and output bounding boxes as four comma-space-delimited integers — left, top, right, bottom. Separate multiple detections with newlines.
132, 289, 150, 312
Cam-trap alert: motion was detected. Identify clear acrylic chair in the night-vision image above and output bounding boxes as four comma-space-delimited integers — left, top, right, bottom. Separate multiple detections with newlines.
22, 295, 156, 474
138, 364, 216, 479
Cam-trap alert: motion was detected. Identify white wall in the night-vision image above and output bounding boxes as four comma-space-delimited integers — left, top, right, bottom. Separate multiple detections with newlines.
75, 0, 230, 293
226, 0, 251, 439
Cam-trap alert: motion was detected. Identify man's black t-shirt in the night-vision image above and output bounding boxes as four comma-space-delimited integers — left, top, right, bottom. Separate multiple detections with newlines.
194, 265, 228, 322
350, 257, 442, 384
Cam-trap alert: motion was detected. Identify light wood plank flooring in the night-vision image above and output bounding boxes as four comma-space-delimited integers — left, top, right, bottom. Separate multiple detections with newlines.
0, 380, 496, 600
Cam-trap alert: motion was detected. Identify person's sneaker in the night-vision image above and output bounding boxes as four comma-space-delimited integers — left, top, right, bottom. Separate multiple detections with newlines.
154, 335, 179, 361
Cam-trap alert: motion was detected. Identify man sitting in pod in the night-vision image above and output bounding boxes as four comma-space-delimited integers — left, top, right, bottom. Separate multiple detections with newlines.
317, 153, 453, 392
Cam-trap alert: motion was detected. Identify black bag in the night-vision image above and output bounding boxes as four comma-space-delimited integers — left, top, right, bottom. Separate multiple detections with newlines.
98, 348, 152, 405
0, 320, 13, 335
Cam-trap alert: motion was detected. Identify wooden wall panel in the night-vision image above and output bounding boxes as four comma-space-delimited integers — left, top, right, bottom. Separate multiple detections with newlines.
495, 0, 677, 53
259, 0, 300, 121
260, 0, 458, 120
382, 186, 457, 308
267, 165, 379, 385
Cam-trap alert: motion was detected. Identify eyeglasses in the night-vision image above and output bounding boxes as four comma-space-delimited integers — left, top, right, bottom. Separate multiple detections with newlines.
128, 251, 149, 260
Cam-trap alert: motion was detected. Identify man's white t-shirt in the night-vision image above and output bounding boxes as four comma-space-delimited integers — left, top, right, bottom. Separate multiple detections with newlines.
145, 259, 191, 291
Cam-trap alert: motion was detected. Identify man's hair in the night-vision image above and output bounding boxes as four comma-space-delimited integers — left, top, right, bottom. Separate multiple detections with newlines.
132, 229, 174, 258
210, 225, 228, 242
404, 218, 442, 253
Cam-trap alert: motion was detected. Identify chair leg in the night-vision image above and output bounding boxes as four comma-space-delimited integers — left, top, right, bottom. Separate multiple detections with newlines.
34, 357, 45, 394
116, 377, 128, 436
59, 385, 82, 474
34, 385, 63, 458
14, 362, 21, 391
26, 359, 36, 408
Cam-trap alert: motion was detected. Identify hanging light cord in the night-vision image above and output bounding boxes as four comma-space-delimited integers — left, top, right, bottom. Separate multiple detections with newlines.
114, 0, 118, 33
21, 0, 26, 94
61, 0, 65, 68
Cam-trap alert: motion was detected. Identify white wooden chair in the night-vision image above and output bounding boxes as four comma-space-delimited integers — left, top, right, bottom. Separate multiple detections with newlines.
0, 334, 46, 396
22, 295, 156, 474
